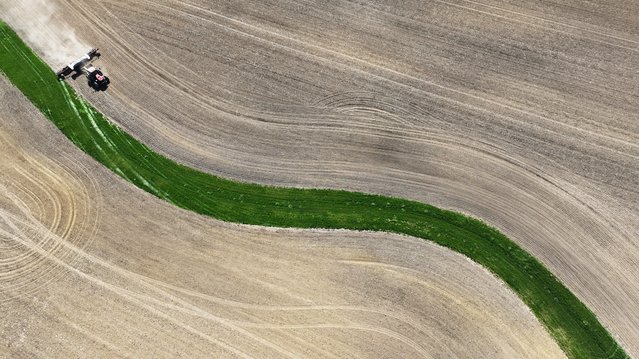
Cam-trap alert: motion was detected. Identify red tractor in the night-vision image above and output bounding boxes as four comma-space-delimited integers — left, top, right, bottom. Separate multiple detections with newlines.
56, 48, 110, 91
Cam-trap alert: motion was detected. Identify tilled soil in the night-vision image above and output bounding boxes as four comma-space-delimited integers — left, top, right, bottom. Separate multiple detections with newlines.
15, 0, 636, 354
0, 76, 564, 357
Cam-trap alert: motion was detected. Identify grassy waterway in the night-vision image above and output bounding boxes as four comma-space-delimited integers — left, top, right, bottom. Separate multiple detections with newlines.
0, 22, 627, 359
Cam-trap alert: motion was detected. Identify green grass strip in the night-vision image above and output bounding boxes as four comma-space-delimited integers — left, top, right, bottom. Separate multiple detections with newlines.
0, 22, 628, 359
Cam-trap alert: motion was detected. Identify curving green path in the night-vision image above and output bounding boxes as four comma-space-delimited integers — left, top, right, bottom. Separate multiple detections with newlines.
0, 22, 628, 359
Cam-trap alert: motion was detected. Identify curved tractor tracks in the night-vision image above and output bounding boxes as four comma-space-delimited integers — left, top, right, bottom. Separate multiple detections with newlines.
0, 118, 101, 304
47, 0, 639, 356
0, 17, 633, 359
0, 78, 566, 358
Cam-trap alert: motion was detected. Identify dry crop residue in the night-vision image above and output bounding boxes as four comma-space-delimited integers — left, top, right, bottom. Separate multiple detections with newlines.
0, 76, 564, 357
29, 0, 639, 355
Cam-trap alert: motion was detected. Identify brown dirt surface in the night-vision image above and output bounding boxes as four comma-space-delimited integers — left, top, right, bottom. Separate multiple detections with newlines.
0, 76, 564, 357
17, 0, 636, 355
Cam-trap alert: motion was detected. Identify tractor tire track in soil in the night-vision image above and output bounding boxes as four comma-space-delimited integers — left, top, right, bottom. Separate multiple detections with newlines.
0, 76, 564, 357
34, 0, 638, 354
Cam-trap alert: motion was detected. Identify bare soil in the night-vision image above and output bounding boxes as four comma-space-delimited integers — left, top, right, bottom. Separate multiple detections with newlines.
21, 0, 637, 354
0, 76, 564, 357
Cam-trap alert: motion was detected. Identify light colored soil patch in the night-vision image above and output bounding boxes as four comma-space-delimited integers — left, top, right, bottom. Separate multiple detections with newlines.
0, 77, 564, 357
15, 0, 634, 354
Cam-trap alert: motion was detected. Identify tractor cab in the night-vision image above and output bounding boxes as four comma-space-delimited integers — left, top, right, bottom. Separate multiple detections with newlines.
86, 66, 110, 91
